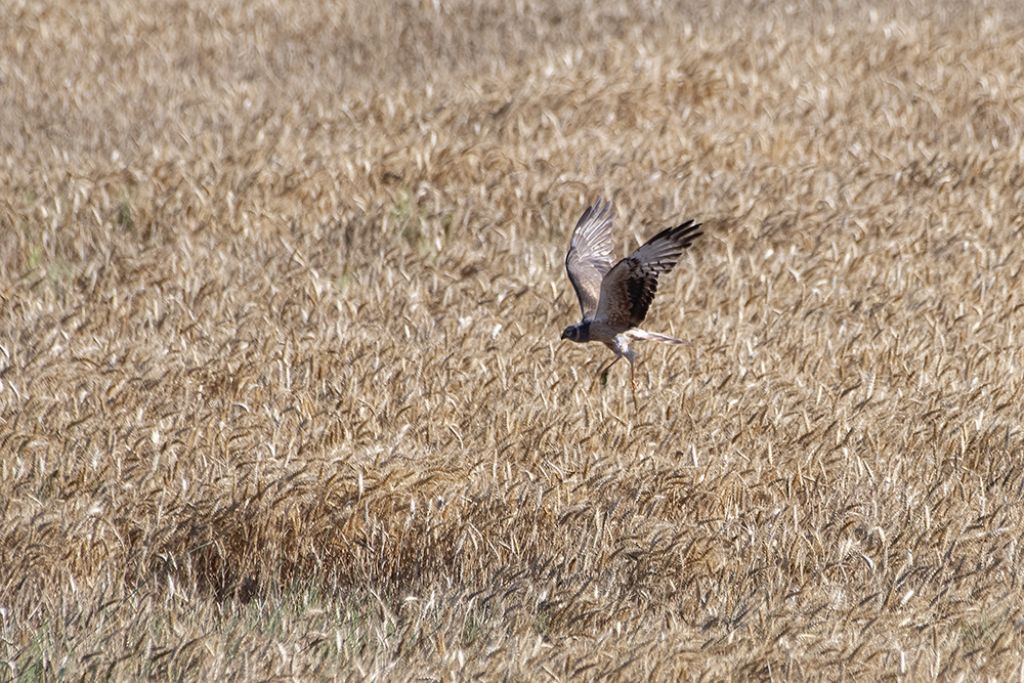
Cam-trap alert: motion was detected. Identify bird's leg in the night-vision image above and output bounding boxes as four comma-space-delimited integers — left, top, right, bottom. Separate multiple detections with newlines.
601, 356, 620, 383
621, 347, 638, 411
593, 355, 621, 389
629, 357, 638, 411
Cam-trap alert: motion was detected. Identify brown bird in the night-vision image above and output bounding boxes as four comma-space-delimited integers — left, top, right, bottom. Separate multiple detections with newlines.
561, 198, 702, 407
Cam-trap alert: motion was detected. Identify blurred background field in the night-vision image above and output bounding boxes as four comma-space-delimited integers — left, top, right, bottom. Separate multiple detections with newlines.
3, 0, 1024, 679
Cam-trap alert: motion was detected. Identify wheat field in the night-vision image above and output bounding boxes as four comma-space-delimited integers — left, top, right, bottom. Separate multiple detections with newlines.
3, 0, 1024, 680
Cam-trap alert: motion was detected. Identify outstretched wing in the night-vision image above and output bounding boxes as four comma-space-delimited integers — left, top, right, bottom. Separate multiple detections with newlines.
594, 219, 702, 328
565, 198, 615, 320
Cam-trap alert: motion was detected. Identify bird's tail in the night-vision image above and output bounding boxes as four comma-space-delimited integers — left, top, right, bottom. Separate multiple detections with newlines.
627, 328, 691, 345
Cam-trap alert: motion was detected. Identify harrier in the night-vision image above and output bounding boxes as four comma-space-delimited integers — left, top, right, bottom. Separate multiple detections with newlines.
561, 198, 702, 407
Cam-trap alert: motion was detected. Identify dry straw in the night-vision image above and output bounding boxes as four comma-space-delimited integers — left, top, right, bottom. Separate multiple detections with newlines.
3, 0, 1024, 679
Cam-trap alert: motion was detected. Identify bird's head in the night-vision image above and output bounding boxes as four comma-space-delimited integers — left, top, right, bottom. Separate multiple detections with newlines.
560, 325, 579, 342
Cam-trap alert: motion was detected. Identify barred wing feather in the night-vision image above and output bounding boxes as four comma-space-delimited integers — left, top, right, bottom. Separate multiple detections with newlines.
594, 219, 702, 328
565, 198, 615, 320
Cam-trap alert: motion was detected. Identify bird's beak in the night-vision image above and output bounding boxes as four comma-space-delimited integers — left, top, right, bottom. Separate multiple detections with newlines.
560, 330, 568, 340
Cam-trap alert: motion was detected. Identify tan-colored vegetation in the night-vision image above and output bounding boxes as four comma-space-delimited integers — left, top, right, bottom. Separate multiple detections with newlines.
4, 0, 1024, 679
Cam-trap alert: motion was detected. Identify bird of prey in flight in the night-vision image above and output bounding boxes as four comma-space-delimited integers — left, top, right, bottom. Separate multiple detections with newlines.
561, 198, 702, 407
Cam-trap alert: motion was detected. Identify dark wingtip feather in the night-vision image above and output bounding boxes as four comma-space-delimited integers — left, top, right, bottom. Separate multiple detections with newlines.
645, 219, 703, 248
669, 220, 702, 247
